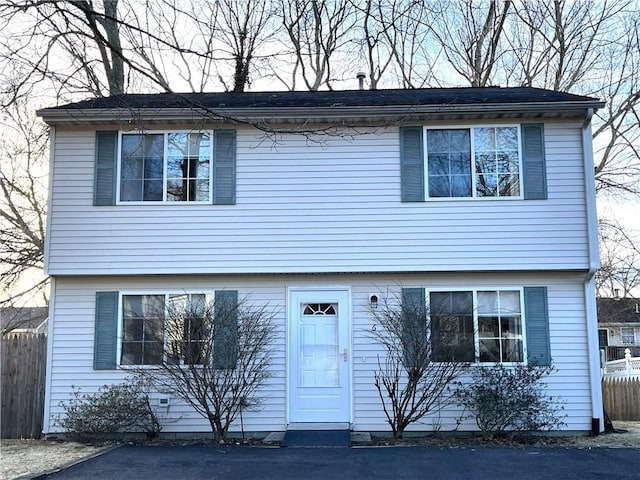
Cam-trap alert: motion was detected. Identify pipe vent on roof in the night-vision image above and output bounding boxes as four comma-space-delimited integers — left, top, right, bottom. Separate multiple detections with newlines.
356, 72, 366, 90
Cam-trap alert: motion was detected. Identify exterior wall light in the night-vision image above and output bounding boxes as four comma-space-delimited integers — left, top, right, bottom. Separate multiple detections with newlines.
369, 294, 378, 309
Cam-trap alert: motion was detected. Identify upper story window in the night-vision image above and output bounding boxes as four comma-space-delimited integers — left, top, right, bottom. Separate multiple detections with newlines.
94, 129, 236, 206
400, 123, 546, 202
119, 132, 212, 203
426, 126, 521, 198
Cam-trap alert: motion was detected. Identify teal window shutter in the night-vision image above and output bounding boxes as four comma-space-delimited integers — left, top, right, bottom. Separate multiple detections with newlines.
521, 124, 547, 200
94, 131, 118, 206
94, 291, 119, 370
213, 130, 236, 205
524, 286, 551, 366
212, 290, 239, 369
400, 127, 425, 202
401, 287, 426, 367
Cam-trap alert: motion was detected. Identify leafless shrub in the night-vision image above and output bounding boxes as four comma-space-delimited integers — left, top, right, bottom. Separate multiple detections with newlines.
369, 289, 467, 439
136, 294, 276, 442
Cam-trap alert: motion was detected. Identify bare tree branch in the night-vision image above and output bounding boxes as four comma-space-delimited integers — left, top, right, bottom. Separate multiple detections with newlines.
597, 217, 640, 297
426, 0, 512, 87
278, 0, 356, 91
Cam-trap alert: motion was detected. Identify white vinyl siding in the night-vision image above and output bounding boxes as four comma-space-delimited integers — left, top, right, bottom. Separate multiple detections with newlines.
44, 272, 593, 435
46, 122, 589, 276
47, 276, 287, 435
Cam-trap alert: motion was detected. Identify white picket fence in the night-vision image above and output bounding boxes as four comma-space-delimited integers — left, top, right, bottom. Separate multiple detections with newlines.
603, 348, 640, 379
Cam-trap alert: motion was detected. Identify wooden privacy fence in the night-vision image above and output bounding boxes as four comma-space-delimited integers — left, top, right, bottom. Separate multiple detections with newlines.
602, 377, 640, 421
1, 333, 47, 438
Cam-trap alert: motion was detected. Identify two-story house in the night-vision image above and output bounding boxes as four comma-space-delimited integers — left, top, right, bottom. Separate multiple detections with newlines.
37, 87, 605, 436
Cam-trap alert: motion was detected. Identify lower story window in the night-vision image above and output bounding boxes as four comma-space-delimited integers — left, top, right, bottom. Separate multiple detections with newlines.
621, 327, 635, 345
430, 289, 524, 363
598, 329, 609, 348
121, 293, 207, 366
121, 294, 165, 365
430, 291, 474, 362
167, 294, 207, 365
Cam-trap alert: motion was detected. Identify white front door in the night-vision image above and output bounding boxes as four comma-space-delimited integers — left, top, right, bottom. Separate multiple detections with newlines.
288, 288, 351, 423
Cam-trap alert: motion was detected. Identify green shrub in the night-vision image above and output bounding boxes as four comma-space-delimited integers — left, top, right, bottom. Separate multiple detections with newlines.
56, 378, 161, 438
452, 364, 565, 437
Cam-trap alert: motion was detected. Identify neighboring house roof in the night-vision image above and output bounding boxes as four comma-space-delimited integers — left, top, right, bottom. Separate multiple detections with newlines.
0, 307, 48, 333
597, 298, 640, 325
37, 87, 605, 126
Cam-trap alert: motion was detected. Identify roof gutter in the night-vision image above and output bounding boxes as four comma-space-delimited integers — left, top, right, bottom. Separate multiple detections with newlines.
581, 107, 604, 433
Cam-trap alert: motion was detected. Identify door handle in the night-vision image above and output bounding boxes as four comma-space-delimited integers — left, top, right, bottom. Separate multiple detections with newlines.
343, 348, 348, 362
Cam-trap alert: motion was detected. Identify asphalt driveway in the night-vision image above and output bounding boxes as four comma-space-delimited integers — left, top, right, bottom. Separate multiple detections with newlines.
39, 445, 640, 480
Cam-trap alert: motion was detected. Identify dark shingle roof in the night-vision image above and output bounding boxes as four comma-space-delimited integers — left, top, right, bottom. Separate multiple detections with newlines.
38, 87, 605, 126
597, 298, 640, 324
46, 87, 598, 111
0, 307, 48, 332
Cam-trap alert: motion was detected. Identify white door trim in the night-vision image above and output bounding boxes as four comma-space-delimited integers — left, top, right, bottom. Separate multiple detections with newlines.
287, 286, 352, 425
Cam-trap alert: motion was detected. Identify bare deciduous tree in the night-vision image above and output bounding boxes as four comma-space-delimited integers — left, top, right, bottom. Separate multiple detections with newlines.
0, 102, 48, 313
215, 0, 275, 92
369, 289, 466, 439
428, 0, 512, 87
508, 1, 640, 196
510, 0, 624, 91
591, 10, 640, 196
278, 0, 356, 90
0, 0, 130, 102
135, 294, 276, 441
350, 0, 396, 90
597, 218, 640, 297
382, 0, 441, 89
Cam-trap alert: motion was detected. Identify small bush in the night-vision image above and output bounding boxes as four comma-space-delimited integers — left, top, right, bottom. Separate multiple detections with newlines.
56, 378, 161, 438
452, 364, 565, 437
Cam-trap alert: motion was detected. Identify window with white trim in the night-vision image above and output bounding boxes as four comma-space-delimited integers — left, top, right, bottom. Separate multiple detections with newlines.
621, 327, 635, 345
120, 293, 208, 365
119, 132, 212, 202
429, 289, 524, 363
425, 126, 521, 198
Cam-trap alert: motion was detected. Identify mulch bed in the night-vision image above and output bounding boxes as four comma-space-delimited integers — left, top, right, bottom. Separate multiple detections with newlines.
365, 433, 590, 448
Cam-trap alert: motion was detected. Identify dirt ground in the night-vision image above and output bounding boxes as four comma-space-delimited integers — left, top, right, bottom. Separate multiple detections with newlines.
0, 439, 109, 480
1, 422, 639, 480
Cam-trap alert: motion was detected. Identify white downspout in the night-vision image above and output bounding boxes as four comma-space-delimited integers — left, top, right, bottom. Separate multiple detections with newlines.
42, 277, 55, 435
581, 108, 603, 433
